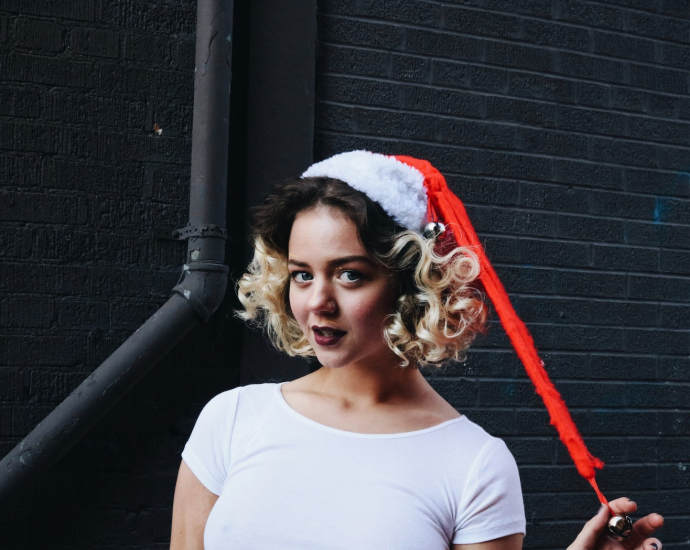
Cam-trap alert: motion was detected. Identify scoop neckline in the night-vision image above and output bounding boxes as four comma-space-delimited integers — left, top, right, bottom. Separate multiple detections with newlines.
275, 382, 465, 439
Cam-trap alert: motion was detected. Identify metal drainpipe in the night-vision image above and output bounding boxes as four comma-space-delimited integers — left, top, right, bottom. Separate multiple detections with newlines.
0, 0, 234, 506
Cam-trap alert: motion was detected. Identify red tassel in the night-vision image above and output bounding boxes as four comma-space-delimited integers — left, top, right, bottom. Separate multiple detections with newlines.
394, 155, 606, 487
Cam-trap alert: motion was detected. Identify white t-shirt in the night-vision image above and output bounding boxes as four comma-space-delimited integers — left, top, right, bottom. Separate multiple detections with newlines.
182, 383, 526, 549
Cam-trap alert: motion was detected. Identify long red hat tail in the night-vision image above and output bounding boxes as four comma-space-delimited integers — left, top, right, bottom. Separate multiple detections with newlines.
394, 155, 606, 498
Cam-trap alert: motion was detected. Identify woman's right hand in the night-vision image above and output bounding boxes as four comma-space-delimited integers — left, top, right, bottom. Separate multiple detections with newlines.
567, 498, 664, 550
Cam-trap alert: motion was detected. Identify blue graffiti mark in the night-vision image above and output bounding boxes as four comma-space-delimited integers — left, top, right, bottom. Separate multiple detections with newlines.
653, 198, 661, 225
654, 197, 670, 225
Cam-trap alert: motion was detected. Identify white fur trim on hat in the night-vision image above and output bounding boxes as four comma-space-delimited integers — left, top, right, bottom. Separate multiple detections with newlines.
301, 150, 427, 231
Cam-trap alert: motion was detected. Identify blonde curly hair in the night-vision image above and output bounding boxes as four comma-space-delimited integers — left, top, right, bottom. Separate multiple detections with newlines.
236, 177, 487, 367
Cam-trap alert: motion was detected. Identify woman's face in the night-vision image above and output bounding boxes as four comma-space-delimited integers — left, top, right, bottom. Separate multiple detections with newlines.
288, 206, 398, 369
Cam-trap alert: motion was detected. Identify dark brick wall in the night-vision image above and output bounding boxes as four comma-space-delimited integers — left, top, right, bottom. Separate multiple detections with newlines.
316, 1, 690, 548
0, 1, 242, 547
2, 0, 690, 547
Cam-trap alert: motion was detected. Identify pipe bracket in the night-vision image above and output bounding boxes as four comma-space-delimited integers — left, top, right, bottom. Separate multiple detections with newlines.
154, 224, 228, 241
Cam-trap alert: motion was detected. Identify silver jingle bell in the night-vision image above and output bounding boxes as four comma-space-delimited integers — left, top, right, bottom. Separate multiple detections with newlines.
607, 514, 633, 541
423, 222, 446, 240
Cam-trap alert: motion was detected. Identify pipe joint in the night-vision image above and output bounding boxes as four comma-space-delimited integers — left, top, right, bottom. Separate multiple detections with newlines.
173, 261, 229, 323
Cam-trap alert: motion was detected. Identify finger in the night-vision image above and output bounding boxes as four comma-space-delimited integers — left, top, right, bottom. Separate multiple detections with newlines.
568, 505, 610, 550
625, 514, 664, 549
642, 538, 662, 550
608, 497, 638, 516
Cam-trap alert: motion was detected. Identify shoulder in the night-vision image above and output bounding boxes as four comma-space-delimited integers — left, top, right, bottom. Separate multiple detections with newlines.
429, 417, 520, 491
457, 418, 518, 474
441, 416, 507, 454
192, 382, 280, 429
202, 382, 277, 408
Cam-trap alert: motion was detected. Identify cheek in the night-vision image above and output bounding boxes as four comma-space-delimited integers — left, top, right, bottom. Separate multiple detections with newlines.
348, 289, 396, 329
288, 285, 307, 326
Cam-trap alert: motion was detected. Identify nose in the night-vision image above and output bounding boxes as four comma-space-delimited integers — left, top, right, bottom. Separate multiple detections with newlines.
308, 278, 336, 314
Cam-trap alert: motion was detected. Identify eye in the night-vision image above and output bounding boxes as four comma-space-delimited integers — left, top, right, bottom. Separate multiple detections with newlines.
338, 270, 362, 283
290, 271, 313, 284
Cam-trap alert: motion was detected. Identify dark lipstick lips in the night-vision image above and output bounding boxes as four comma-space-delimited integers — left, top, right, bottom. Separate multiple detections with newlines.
312, 325, 346, 346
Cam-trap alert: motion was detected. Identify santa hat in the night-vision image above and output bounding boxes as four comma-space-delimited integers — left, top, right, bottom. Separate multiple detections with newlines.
303, 150, 611, 507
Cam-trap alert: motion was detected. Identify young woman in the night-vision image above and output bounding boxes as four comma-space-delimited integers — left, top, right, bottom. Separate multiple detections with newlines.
170, 151, 663, 550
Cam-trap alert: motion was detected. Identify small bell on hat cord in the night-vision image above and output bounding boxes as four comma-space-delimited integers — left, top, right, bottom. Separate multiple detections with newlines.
423, 222, 446, 240
607, 514, 633, 541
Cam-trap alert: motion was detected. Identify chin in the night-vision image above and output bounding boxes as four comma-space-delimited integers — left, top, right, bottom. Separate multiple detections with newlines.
313, 352, 353, 369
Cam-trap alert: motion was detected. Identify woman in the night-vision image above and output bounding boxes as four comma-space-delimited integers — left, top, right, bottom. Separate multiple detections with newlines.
170, 151, 663, 550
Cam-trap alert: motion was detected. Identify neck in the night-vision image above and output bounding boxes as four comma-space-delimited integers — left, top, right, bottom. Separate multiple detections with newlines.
309, 353, 430, 406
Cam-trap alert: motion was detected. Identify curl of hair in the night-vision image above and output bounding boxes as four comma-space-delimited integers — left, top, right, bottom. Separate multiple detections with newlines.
380, 231, 486, 367
236, 177, 487, 367
237, 236, 314, 357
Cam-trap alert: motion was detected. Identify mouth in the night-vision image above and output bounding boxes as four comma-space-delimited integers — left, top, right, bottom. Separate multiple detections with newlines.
312, 325, 346, 346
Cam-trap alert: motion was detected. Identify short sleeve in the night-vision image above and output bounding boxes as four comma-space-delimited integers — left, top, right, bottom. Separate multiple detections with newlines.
453, 437, 526, 544
181, 387, 241, 496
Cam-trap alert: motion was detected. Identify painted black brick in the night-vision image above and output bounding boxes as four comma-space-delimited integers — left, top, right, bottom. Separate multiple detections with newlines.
451, 175, 519, 205
487, 95, 557, 128
629, 274, 690, 302
627, 327, 689, 354
319, 15, 404, 50
592, 244, 659, 272
558, 105, 630, 137
481, 235, 522, 265
556, 1, 628, 32
557, 214, 625, 243
447, 6, 519, 38
659, 304, 690, 329
611, 86, 647, 114
540, 353, 596, 381
592, 31, 656, 63
557, 51, 627, 84
591, 355, 657, 381
553, 159, 624, 190
403, 84, 483, 118
508, 71, 574, 103
468, 64, 507, 94
660, 248, 690, 275
70, 27, 119, 59
631, 63, 689, 95
523, 19, 589, 51
626, 168, 690, 198
0, 297, 54, 329
13, 17, 65, 53
627, 10, 690, 43
522, 239, 590, 268
404, 27, 483, 61
576, 81, 610, 108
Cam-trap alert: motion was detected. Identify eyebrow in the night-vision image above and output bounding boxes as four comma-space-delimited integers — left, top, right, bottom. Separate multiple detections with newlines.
287, 255, 375, 268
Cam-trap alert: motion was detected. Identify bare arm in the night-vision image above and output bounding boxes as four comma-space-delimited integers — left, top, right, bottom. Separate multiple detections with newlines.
170, 460, 219, 550
453, 533, 524, 550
